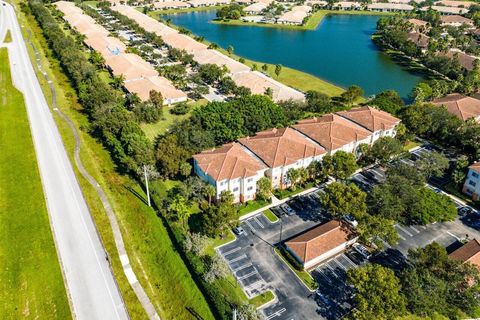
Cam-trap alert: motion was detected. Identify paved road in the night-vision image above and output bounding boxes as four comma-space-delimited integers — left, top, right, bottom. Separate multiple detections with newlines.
1, 2, 128, 319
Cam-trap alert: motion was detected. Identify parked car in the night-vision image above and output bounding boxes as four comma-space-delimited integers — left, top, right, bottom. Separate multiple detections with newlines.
281, 204, 296, 216
459, 206, 477, 216
271, 206, 285, 218
233, 226, 245, 236
343, 215, 358, 228
353, 243, 371, 259
316, 291, 330, 305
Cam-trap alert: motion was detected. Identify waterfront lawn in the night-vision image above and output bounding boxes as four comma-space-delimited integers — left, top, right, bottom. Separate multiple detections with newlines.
0, 48, 71, 320
19, 4, 215, 319
148, 5, 224, 17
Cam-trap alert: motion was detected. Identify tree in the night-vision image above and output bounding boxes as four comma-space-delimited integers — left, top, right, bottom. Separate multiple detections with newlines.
183, 232, 211, 256
203, 254, 230, 283
321, 182, 367, 218
200, 202, 238, 237
409, 188, 457, 224
111, 74, 125, 89
261, 63, 268, 72
198, 63, 226, 84
251, 63, 258, 71
369, 90, 404, 115
331, 151, 358, 180
416, 151, 449, 179
264, 87, 273, 98
286, 168, 301, 190
452, 155, 469, 186
347, 264, 407, 320
155, 134, 191, 178
89, 50, 105, 68
340, 85, 364, 106
168, 194, 191, 230
256, 177, 272, 201
179, 162, 192, 177
369, 137, 403, 165
219, 190, 234, 204
237, 304, 261, 320
274, 64, 282, 76
305, 90, 333, 114
357, 214, 398, 248
203, 184, 216, 205
227, 45, 234, 56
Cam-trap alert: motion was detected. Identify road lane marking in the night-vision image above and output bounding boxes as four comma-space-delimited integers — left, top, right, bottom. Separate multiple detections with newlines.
265, 308, 286, 320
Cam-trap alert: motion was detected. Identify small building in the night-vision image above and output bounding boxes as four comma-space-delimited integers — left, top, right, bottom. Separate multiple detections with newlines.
463, 162, 480, 201
436, 0, 474, 9
243, 2, 268, 14
332, 1, 362, 10
439, 49, 478, 71
440, 14, 474, 27
187, 0, 231, 7
277, 10, 309, 25
431, 94, 480, 122
123, 76, 188, 104
367, 3, 414, 12
193, 143, 267, 203
449, 239, 480, 269
428, 5, 469, 15
153, 1, 191, 10
285, 220, 357, 270
407, 18, 429, 32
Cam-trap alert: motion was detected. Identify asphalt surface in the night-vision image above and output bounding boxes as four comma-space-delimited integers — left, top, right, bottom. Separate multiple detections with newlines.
1, 2, 128, 319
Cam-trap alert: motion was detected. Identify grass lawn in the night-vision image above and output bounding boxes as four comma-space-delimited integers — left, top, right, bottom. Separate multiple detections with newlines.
263, 209, 279, 223
275, 248, 317, 291
237, 199, 271, 217
19, 4, 216, 319
140, 99, 207, 140
403, 140, 421, 151
273, 182, 315, 200
3, 30, 12, 43
0, 48, 71, 320
249, 290, 275, 308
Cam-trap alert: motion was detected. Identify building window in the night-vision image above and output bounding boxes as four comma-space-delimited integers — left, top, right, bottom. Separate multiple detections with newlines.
472, 172, 479, 178
220, 181, 227, 186
233, 187, 239, 192
469, 180, 477, 187
247, 178, 253, 183
247, 186, 253, 191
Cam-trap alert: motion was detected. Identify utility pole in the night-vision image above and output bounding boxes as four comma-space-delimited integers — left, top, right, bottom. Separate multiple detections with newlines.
144, 165, 151, 207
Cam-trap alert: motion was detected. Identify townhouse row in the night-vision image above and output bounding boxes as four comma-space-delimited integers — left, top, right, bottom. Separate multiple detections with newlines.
193, 106, 401, 203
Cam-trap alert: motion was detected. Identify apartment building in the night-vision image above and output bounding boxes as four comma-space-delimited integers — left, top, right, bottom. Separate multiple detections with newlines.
193, 107, 401, 203
463, 162, 480, 201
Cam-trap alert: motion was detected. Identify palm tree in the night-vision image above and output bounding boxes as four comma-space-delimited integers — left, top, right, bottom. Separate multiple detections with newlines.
111, 74, 125, 89
204, 184, 216, 206
89, 51, 105, 69
227, 45, 234, 56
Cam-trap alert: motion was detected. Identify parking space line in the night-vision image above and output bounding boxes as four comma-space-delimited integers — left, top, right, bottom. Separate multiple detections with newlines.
343, 254, 357, 268
420, 225, 427, 230
238, 269, 258, 280
228, 254, 247, 263
395, 224, 413, 237
409, 226, 420, 233
326, 264, 339, 278
333, 258, 347, 271
244, 279, 263, 290
397, 233, 406, 241
233, 263, 252, 272
222, 247, 241, 256
245, 220, 256, 232
254, 216, 264, 229
265, 308, 286, 320
447, 231, 461, 241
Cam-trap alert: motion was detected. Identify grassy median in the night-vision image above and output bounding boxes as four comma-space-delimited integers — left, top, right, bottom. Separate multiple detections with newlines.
16, 3, 215, 319
0, 48, 71, 320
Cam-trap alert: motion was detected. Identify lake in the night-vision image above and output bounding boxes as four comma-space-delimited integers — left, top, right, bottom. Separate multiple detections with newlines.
162, 11, 425, 99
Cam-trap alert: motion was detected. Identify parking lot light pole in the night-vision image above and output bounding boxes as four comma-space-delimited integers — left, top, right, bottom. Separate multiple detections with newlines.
279, 217, 283, 243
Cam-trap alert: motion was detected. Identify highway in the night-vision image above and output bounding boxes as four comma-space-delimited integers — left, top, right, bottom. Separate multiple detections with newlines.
0, 2, 129, 319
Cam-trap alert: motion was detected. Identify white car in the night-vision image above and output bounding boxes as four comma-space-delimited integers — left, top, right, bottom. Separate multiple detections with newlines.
353, 243, 371, 259
343, 215, 358, 228
281, 204, 296, 216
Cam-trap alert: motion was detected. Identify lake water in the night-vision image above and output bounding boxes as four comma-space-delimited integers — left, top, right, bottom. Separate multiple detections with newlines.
162, 11, 424, 99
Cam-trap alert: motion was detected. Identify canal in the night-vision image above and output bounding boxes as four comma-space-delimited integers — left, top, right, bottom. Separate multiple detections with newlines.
162, 11, 424, 99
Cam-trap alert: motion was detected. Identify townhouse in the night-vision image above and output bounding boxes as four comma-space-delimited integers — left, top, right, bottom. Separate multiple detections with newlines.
238, 128, 326, 189
193, 106, 400, 203
431, 94, 480, 123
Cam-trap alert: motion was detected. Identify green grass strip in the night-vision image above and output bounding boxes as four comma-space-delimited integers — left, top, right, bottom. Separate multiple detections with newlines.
0, 48, 71, 320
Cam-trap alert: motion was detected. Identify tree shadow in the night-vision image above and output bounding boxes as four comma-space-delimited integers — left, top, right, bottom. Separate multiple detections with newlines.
123, 185, 148, 206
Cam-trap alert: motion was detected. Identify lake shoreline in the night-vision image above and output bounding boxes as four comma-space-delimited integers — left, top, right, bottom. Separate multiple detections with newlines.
211, 10, 395, 31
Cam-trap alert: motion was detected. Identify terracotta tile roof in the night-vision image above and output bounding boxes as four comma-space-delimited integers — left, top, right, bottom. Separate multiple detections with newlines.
163, 33, 208, 53
193, 143, 266, 181
336, 106, 400, 132
469, 162, 480, 174
437, 0, 475, 8
238, 128, 326, 168
428, 5, 469, 14
407, 32, 430, 48
286, 220, 355, 265
440, 49, 478, 71
432, 93, 480, 122
440, 14, 474, 25
292, 114, 372, 151
104, 53, 158, 80
192, 49, 250, 74
449, 239, 480, 268
408, 18, 428, 27
83, 36, 126, 57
